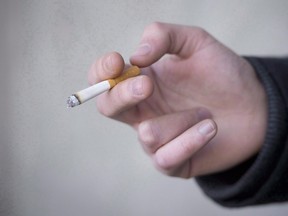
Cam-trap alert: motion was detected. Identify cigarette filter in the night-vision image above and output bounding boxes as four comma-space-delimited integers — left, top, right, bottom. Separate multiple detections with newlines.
67, 66, 140, 108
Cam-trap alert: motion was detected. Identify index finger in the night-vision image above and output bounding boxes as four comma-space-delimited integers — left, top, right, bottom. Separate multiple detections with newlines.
88, 52, 125, 85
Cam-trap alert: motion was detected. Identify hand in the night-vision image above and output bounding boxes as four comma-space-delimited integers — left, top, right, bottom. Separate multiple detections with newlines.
88, 23, 267, 178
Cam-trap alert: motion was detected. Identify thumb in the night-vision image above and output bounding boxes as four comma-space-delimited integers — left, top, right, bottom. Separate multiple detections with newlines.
130, 22, 215, 67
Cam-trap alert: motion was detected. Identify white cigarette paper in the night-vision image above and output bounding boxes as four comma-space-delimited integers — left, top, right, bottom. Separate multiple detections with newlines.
67, 66, 140, 108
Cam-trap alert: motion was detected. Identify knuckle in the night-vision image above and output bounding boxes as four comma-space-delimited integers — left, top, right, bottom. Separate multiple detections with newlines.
138, 121, 159, 149
191, 26, 209, 38
146, 22, 164, 32
96, 99, 114, 117
97, 104, 109, 116
154, 151, 173, 172
190, 27, 214, 45
144, 22, 168, 41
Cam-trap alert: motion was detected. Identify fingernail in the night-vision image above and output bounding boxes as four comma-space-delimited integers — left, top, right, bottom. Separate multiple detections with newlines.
198, 121, 215, 135
132, 77, 143, 96
132, 43, 151, 57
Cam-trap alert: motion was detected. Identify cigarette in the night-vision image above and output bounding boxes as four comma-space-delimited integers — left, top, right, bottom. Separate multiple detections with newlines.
67, 66, 141, 108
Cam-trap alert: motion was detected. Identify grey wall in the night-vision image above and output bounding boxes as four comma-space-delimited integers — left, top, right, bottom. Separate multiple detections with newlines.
2, 0, 288, 215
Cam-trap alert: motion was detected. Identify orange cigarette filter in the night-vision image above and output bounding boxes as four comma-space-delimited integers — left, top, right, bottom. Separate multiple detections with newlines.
108, 66, 141, 88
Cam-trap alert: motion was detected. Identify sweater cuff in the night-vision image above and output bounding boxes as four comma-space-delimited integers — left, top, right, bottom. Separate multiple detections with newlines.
195, 57, 288, 207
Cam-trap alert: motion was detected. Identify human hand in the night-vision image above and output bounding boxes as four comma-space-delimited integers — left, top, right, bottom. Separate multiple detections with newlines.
88, 23, 267, 178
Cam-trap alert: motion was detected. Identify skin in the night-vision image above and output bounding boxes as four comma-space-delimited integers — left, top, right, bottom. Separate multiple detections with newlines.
88, 22, 267, 178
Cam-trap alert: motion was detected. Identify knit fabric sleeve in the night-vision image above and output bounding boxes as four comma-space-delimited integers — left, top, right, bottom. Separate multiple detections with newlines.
195, 57, 288, 207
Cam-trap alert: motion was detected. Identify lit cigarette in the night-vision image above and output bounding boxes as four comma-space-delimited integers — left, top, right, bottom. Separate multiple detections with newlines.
67, 66, 141, 108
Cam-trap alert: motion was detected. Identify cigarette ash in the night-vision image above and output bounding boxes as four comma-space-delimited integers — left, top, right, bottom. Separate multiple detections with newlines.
67, 95, 80, 108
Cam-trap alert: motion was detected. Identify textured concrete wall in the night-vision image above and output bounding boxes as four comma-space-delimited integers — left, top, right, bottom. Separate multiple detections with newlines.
2, 0, 288, 215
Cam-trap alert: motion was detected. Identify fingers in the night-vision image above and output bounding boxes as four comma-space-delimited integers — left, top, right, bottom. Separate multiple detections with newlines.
137, 109, 212, 155
155, 119, 217, 177
88, 52, 125, 85
96, 75, 153, 117
139, 116, 217, 177
88, 51, 153, 118
130, 22, 215, 67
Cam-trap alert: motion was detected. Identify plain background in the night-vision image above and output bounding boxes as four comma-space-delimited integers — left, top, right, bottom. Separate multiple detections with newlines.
1, 0, 288, 215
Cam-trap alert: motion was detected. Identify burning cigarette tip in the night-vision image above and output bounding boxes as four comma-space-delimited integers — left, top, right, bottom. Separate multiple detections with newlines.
67, 95, 80, 108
